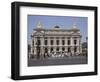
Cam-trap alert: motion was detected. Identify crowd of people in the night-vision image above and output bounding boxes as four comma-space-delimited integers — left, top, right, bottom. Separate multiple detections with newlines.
28, 51, 85, 59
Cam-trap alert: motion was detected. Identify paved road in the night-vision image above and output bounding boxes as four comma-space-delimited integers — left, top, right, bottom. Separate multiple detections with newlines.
28, 56, 87, 67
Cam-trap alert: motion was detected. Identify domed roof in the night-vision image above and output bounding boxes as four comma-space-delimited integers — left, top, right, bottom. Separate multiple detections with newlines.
54, 26, 60, 28
52, 25, 61, 30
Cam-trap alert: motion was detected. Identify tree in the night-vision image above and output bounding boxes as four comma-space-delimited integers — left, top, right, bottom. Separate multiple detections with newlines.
28, 44, 31, 54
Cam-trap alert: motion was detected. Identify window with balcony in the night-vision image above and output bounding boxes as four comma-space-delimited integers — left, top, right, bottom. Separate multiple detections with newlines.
45, 48, 48, 53
37, 40, 41, 45
51, 40, 53, 45
45, 40, 47, 45
56, 47, 59, 51
68, 40, 70, 45
68, 47, 71, 52
74, 47, 77, 52
74, 40, 77, 45
32, 40, 34, 46
62, 40, 65, 45
51, 47, 53, 52
56, 40, 59, 45
62, 47, 65, 51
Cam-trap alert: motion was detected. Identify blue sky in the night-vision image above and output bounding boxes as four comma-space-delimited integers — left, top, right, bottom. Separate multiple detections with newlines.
28, 15, 88, 44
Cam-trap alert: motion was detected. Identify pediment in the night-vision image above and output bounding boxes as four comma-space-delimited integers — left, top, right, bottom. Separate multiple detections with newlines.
33, 31, 45, 36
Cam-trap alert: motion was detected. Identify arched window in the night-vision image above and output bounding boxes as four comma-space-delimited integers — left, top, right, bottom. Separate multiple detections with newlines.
74, 40, 77, 45
68, 47, 71, 52
50, 47, 53, 52
56, 47, 59, 51
68, 40, 70, 45
45, 48, 48, 53
37, 40, 41, 45
62, 47, 65, 51
32, 40, 34, 46
45, 40, 48, 45
74, 47, 77, 52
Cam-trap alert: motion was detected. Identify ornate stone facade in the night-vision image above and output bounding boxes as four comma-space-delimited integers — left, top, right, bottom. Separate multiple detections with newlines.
30, 22, 82, 58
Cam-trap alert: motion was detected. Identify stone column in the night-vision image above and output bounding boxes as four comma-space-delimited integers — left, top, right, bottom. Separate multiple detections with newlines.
48, 47, 50, 55
48, 37, 50, 46
77, 37, 79, 46
41, 37, 44, 56
48, 37, 50, 55
79, 37, 82, 54
80, 43, 82, 54
53, 46, 56, 54
54, 37, 56, 53
65, 37, 67, 46
65, 47, 68, 52
71, 37, 73, 46
71, 47, 74, 56
59, 46, 62, 52
65, 37, 67, 52
40, 46, 44, 57
34, 47, 37, 55
41, 37, 44, 46
34, 37, 37, 46
54, 37, 56, 46
59, 37, 62, 52
31, 38, 33, 55
76, 46, 79, 53
59, 37, 62, 46
71, 37, 74, 55
33, 37, 38, 56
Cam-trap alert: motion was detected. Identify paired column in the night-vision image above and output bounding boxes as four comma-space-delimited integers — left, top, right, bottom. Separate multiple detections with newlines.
48, 37, 50, 46
71, 37, 74, 55
65, 37, 68, 52
48, 47, 50, 54
54, 37, 56, 53
34, 47, 37, 55
48, 37, 50, 54
76, 37, 80, 53
79, 37, 82, 54
33, 37, 37, 55
65, 47, 68, 52
59, 37, 62, 46
41, 37, 44, 56
30, 38, 33, 55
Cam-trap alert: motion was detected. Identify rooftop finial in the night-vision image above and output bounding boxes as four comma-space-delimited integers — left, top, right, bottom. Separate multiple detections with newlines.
37, 21, 43, 29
